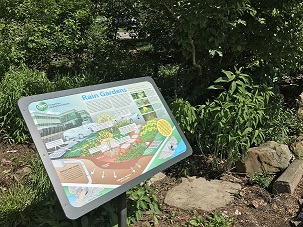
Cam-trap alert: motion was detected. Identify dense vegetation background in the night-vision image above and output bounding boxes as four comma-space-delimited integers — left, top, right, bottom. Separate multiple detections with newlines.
1, 1, 303, 225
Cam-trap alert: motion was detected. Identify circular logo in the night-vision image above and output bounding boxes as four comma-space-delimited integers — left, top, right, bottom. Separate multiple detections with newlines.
157, 119, 173, 137
36, 102, 48, 111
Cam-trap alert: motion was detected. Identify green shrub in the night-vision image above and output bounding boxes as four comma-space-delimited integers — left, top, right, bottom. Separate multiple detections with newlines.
198, 69, 274, 168
127, 181, 161, 225
53, 72, 97, 90
0, 65, 54, 143
171, 69, 301, 170
170, 98, 197, 142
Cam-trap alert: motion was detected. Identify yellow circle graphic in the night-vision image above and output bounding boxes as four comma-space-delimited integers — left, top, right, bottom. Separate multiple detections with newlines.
157, 119, 173, 137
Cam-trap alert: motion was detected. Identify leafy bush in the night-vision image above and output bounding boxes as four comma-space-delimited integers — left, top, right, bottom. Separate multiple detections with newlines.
0, 65, 54, 143
170, 98, 197, 142
53, 72, 97, 90
127, 181, 162, 225
198, 69, 274, 168
142, 1, 303, 77
171, 69, 302, 170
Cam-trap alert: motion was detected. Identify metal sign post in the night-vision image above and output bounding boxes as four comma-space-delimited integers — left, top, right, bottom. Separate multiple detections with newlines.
117, 192, 127, 227
18, 77, 192, 221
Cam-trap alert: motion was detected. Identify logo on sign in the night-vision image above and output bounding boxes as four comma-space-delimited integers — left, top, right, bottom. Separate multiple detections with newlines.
36, 102, 48, 111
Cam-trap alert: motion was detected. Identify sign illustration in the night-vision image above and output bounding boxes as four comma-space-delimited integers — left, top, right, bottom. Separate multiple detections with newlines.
19, 77, 192, 219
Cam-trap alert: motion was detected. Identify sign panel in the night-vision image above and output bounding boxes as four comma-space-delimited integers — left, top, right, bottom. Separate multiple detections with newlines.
18, 77, 192, 219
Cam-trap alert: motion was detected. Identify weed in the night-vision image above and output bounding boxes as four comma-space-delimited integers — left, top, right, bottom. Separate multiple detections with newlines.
250, 171, 275, 189
186, 212, 233, 227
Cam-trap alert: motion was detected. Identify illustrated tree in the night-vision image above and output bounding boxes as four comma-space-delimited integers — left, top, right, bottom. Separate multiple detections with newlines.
97, 129, 120, 158
97, 114, 115, 124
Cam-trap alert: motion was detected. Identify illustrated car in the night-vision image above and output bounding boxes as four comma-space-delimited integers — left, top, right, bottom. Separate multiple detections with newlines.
63, 125, 94, 141
115, 113, 140, 123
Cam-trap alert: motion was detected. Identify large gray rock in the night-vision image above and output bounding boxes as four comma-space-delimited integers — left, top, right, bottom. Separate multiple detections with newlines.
164, 177, 241, 211
236, 141, 293, 176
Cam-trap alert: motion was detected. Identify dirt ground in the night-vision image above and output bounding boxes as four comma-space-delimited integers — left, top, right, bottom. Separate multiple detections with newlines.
1, 142, 303, 227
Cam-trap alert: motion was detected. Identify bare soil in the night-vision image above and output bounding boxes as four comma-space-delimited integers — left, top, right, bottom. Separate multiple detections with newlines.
1, 142, 303, 227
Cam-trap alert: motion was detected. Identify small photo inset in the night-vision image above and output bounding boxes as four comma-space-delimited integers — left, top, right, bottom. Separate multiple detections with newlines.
131, 91, 147, 100
143, 112, 158, 121
139, 105, 154, 115
135, 97, 150, 107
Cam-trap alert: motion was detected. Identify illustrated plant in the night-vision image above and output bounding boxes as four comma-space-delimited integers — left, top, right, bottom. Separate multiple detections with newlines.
98, 129, 114, 150
97, 114, 115, 124
115, 142, 147, 162
139, 120, 158, 142
116, 119, 131, 128
139, 105, 154, 114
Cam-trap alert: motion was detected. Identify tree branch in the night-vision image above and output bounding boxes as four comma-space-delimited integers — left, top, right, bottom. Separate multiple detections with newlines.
188, 32, 202, 75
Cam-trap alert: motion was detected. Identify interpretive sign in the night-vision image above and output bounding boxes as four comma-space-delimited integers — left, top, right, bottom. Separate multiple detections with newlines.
18, 77, 192, 219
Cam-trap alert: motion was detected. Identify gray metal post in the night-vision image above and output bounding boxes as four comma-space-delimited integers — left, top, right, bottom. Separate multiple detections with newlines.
117, 192, 127, 227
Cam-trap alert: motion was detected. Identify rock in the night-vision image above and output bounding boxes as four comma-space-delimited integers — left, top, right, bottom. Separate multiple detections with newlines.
234, 209, 241, 216
251, 200, 259, 209
150, 172, 166, 184
236, 141, 293, 176
291, 136, 303, 158
291, 219, 303, 227
164, 177, 241, 211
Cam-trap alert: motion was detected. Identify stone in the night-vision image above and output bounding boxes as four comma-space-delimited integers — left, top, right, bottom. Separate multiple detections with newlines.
236, 141, 293, 176
234, 209, 241, 216
291, 219, 303, 227
291, 136, 303, 158
150, 172, 166, 184
272, 159, 303, 194
164, 177, 241, 211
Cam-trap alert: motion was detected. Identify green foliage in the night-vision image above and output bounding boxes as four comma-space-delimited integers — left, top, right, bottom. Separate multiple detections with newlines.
170, 98, 197, 141
186, 212, 233, 227
198, 69, 275, 169
142, 1, 303, 77
53, 72, 97, 90
250, 171, 275, 189
0, 65, 54, 143
171, 69, 301, 170
127, 181, 162, 225
0, 0, 94, 75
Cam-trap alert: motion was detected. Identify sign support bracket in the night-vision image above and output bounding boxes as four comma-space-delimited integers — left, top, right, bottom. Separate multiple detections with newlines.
117, 192, 127, 227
